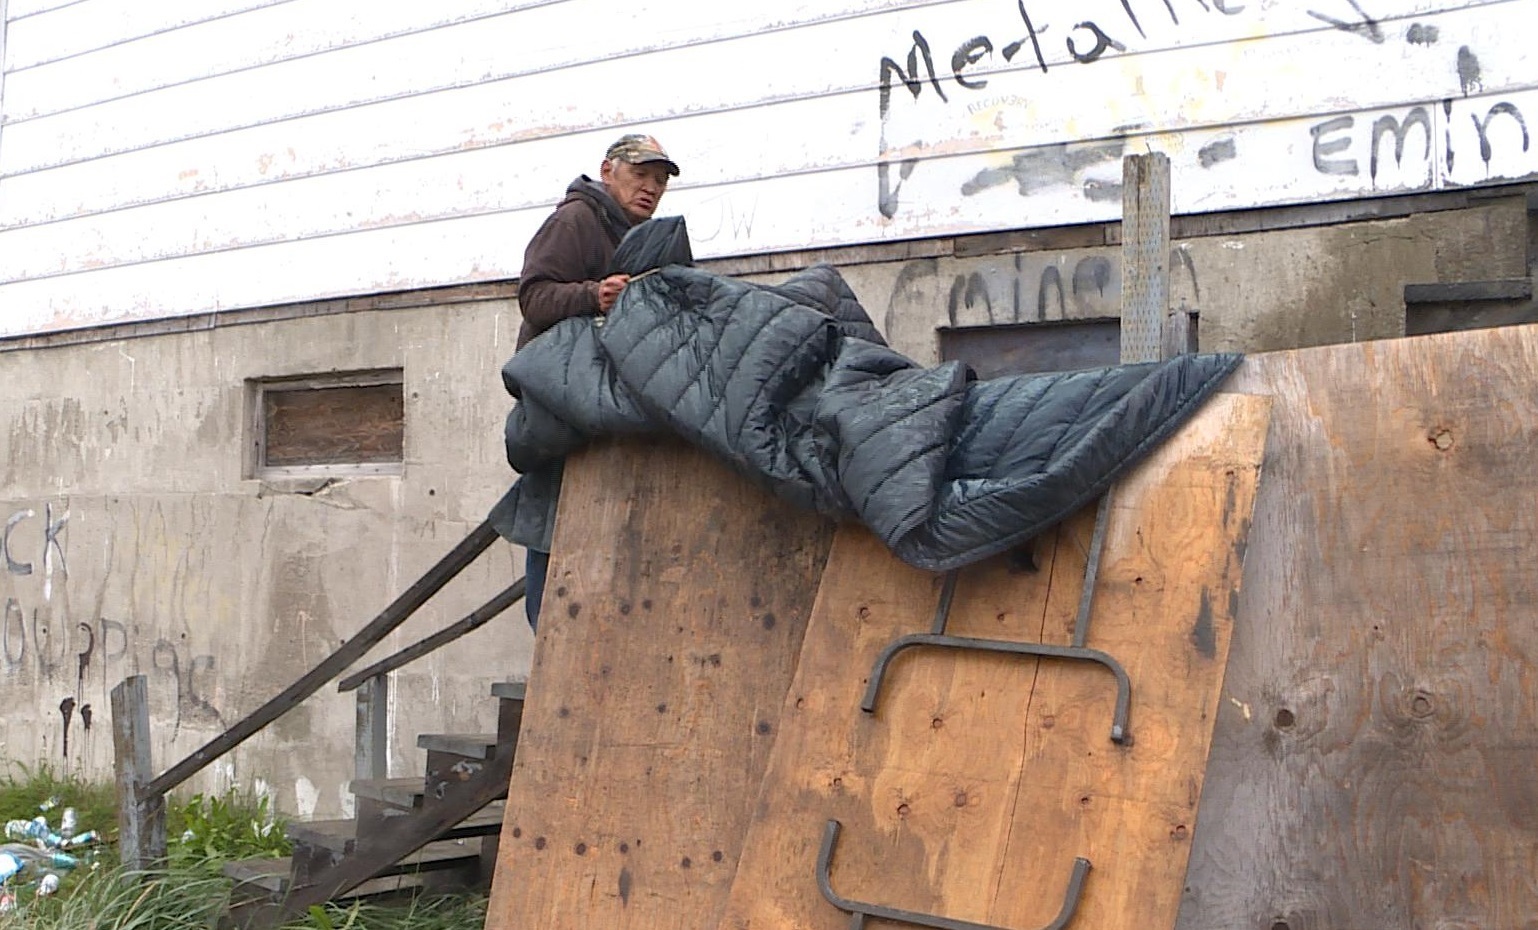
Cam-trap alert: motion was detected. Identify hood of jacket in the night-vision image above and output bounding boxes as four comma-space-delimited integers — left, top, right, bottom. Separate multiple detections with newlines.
564, 175, 633, 245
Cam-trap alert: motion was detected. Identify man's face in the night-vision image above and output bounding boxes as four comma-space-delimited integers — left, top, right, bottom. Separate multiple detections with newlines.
601, 159, 671, 224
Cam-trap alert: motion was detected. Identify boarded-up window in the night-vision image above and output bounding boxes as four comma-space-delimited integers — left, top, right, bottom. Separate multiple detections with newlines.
250, 371, 404, 476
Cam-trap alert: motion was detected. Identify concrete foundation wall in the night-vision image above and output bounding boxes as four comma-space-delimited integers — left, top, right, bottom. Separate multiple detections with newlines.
0, 302, 531, 819
0, 191, 1529, 817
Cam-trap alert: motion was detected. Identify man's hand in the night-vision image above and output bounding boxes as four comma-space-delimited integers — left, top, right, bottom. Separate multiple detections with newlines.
597, 274, 630, 313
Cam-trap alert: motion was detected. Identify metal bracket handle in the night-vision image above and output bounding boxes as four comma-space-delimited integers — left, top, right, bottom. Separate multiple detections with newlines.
817, 819, 1091, 930
860, 634, 1131, 743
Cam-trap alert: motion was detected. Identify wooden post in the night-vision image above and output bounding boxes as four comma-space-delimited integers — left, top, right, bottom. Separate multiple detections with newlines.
111, 675, 166, 870
1121, 152, 1172, 364
354, 674, 389, 781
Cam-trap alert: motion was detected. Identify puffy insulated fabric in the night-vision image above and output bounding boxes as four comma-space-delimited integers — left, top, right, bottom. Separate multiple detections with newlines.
492, 218, 1242, 572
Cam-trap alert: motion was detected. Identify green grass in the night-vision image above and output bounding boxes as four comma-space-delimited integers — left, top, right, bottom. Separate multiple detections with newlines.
0, 763, 117, 841
0, 764, 486, 930
286, 895, 487, 930
168, 790, 291, 873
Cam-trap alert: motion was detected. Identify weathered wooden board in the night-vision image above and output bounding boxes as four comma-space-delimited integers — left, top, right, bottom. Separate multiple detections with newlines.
484, 439, 834, 930
720, 391, 1270, 929
1177, 325, 1538, 929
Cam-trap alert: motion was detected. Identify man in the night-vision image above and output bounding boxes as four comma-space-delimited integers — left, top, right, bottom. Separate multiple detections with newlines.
514, 133, 681, 627
515, 133, 680, 349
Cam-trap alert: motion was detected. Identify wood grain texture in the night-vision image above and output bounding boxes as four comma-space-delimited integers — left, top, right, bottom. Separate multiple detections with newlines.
484, 438, 834, 930
1179, 326, 1538, 930
720, 391, 1270, 930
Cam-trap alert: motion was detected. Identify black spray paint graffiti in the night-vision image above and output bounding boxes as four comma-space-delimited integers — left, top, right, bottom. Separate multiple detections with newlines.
1309, 99, 1530, 182
875, 0, 1315, 217
1307, 0, 1382, 44
934, 250, 1201, 328
961, 139, 1126, 203
2, 505, 68, 581
873, 0, 1537, 217
3, 505, 226, 754
3, 611, 224, 753
152, 640, 225, 737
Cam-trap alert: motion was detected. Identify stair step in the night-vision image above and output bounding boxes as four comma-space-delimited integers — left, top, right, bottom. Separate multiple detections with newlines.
288, 802, 506, 853
417, 732, 498, 759
224, 856, 290, 894
223, 856, 451, 900
286, 818, 357, 852
388, 837, 485, 874
490, 680, 527, 701
350, 776, 424, 808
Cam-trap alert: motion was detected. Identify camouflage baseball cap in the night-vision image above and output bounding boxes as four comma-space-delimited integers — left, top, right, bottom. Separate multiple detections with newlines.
605, 133, 680, 176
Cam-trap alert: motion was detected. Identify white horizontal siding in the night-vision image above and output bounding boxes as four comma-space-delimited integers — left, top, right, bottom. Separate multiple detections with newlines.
3, 87, 1532, 335
3, 0, 539, 120
4, 1, 1527, 223
0, 0, 1534, 337
4, 0, 295, 69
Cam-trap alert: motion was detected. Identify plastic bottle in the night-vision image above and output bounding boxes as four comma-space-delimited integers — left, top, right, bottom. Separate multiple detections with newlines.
58, 808, 76, 840
5, 818, 62, 847
37, 873, 60, 896
64, 830, 98, 848
0, 851, 22, 883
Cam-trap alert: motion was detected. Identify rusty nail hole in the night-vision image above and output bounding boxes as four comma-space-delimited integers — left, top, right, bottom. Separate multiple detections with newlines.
534, 837, 547, 850
1429, 429, 1454, 451
512, 826, 522, 838
575, 842, 588, 855
931, 717, 944, 729
795, 697, 805, 709
642, 599, 653, 610
619, 843, 629, 854
555, 586, 567, 597
831, 776, 843, 788
1042, 715, 1056, 729
1133, 576, 1144, 585
756, 720, 772, 735
681, 857, 692, 869
1272, 922, 1290, 930
896, 803, 911, 818
857, 606, 871, 620
712, 850, 724, 862
1411, 693, 1434, 717
1079, 796, 1092, 807
953, 791, 968, 808
1274, 708, 1296, 729
1171, 824, 1189, 840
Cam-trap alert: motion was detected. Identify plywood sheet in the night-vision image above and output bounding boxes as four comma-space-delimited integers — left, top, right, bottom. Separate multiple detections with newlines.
1178, 325, 1538, 929
484, 439, 833, 930
720, 391, 1270, 929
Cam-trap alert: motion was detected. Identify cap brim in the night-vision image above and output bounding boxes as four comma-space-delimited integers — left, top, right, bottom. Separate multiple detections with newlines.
635, 155, 681, 177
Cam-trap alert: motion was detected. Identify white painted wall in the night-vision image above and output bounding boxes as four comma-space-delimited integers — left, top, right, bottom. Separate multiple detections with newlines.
0, 0, 1533, 337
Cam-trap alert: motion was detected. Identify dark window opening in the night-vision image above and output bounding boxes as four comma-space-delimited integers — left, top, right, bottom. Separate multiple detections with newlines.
939, 318, 1122, 378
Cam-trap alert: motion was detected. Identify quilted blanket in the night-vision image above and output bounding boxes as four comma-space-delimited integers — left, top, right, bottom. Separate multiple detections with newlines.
492, 218, 1241, 572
